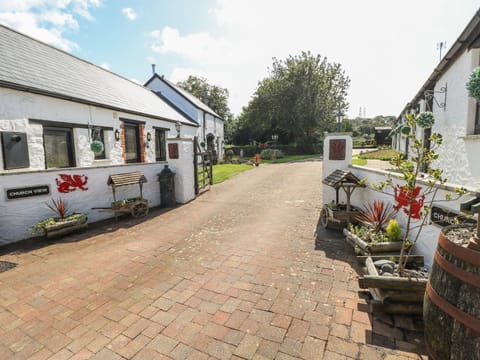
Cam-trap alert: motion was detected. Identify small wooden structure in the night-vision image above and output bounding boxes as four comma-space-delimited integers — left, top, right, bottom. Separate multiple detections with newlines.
93, 171, 149, 218
320, 169, 365, 229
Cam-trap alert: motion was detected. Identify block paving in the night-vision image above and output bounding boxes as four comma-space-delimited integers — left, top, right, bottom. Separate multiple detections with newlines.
0, 161, 426, 359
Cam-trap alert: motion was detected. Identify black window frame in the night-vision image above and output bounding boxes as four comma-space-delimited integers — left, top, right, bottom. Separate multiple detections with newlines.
124, 122, 141, 163
43, 126, 76, 169
475, 101, 480, 135
155, 128, 167, 162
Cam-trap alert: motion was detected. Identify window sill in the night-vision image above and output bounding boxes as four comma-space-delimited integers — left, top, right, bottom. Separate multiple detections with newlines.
460, 134, 480, 141
93, 159, 112, 164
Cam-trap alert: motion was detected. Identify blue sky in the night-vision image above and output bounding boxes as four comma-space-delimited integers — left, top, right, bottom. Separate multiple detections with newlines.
0, 1, 479, 118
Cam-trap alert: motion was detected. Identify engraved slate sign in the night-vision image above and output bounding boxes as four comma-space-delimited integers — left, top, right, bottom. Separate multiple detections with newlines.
329, 139, 346, 160
168, 143, 179, 159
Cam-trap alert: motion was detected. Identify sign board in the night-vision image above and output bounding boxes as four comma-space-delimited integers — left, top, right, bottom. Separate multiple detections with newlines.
6, 185, 50, 200
430, 206, 477, 227
168, 143, 179, 159
329, 139, 346, 160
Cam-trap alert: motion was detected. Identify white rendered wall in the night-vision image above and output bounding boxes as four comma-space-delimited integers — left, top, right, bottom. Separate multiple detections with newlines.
146, 78, 224, 156
348, 165, 475, 268
322, 134, 353, 205
430, 49, 480, 190
167, 139, 196, 204
146, 77, 199, 123
0, 88, 199, 244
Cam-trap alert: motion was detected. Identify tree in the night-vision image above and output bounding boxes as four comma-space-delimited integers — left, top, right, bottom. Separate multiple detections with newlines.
176, 75, 236, 142
236, 51, 350, 151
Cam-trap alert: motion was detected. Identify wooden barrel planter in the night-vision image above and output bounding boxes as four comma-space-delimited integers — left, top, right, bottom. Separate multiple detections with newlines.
423, 225, 480, 360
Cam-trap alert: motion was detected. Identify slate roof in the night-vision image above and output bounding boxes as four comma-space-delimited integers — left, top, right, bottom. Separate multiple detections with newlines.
0, 25, 197, 127
322, 170, 365, 189
145, 74, 223, 120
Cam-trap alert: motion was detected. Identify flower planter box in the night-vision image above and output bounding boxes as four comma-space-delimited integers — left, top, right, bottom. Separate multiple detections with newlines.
343, 228, 404, 255
357, 255, 428, 315
44, 213, 88, 238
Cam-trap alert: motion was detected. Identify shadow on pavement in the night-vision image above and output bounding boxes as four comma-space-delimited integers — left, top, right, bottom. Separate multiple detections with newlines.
314, 217, 427, 357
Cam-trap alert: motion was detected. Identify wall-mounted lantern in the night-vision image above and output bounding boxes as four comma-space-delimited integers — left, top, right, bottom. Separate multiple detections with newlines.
146, 132, 152, 142
114, 129, 120, 141
175, 121, 182, 138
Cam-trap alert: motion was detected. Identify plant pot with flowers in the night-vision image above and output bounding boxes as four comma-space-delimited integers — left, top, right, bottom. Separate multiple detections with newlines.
343, 200, 406, 255
357, 112, 466, 314
30, 198, 88, 238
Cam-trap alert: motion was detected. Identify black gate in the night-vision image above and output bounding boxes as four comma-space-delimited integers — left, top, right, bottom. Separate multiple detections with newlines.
194, 136, 213, 195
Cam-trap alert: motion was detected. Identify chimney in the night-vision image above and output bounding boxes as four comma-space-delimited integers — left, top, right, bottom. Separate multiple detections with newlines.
151, 64, 156, 75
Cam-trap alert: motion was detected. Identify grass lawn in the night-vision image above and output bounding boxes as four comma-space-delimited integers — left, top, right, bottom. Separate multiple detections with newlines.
262, 154, 320, 164
212, 164, 254, 184
352, 157, 367, 166
358, 148, 399, 161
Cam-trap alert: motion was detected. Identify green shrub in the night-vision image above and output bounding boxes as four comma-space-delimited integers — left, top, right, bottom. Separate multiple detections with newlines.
386, 219, 402, 242
260, 149, 285, 160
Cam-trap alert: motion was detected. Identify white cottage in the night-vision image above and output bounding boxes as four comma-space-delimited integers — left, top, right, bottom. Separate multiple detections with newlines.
144, 73, 225, 161
0, 25, 199, 244
394, 9, 480, 190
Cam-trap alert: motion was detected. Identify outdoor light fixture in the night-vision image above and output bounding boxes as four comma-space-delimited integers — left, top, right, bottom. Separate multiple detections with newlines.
175, 121, 182, 138
146, 132, 152, 142
336, 111, 344, 132
114, 129, 120, 141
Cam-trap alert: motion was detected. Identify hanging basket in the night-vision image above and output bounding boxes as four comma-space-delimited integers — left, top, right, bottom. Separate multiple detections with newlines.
90, 140, 104, 154
466, 67, 480, 101
417, 111, 435, 129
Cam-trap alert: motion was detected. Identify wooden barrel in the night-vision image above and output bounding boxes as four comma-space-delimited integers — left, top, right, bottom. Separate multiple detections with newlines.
423, 225, 480, 360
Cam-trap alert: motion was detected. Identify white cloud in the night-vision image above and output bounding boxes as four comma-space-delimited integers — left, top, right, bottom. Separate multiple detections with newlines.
122, 7, 137, 21
150, 0, 480, 118
0, 0, 102, 52
100, 63, 110, 70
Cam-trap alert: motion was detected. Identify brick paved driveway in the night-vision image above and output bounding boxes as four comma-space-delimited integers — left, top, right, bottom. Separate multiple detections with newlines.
0, 161, 424, 359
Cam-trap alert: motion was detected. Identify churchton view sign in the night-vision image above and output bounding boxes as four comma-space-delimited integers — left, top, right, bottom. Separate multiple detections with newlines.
6, 185, 50, 200
430, 206, 476, 227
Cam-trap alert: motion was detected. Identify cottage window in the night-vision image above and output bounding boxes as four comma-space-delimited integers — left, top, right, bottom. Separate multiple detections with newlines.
155, 129, 166, 161
124, 122, 141, 163
91, 128, 106, 160
43, 127, 75, 168
475, 101, 480, 135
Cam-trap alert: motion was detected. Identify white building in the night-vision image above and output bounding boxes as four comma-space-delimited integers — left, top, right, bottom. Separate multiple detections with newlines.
0, 25, 199, 244
393, 9, 480, 190
144, 74, 224, 161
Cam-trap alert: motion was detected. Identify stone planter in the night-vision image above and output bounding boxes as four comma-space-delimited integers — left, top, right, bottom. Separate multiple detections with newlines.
343, 228, 404, 255
44, 213, 88, 238
358, 255, 428, 315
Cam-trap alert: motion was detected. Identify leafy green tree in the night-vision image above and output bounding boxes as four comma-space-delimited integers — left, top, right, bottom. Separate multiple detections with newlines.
176, 75, 236, 142
236, 51, 350, 151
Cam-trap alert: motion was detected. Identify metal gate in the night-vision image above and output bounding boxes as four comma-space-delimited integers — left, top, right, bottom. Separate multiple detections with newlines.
194, 136, 213, 195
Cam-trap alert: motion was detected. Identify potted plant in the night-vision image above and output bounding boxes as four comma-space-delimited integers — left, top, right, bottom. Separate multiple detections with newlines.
343, 200, 404, 255
358, 112, 466, 314
30, 198, 88, 238
466, 66, 480, 101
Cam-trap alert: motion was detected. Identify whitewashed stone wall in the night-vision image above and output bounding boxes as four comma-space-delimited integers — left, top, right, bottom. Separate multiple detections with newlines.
167, 139, 196, 203
349, 165, 476, 268
145, 77, 225, 158
147, 77, 198, 122
0, 87, 199, 244
322, 134, 478, 268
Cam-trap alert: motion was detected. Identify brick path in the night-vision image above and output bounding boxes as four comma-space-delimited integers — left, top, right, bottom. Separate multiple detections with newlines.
0, 161, 425, 359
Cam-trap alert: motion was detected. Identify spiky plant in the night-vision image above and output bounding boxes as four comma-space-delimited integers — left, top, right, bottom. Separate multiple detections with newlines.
355, 200, 397, 233
45, 198, 70, 221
